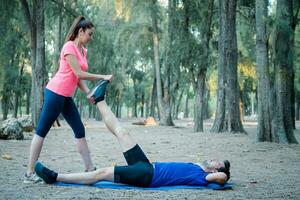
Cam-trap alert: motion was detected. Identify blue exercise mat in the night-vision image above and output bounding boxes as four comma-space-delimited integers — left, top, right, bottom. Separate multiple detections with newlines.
55, 181, 232, 190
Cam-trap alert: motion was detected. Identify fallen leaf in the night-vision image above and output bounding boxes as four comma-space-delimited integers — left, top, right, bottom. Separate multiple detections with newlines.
2, 154, 12, 160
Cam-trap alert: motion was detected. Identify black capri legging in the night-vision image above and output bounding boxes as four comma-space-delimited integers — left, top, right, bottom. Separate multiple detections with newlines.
35, 89, 85, 138
114, 145, 154, 187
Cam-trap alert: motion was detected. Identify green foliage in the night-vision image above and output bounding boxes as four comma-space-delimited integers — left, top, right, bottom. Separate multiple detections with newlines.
2, 0, 299, 120
0, 0, 32, 119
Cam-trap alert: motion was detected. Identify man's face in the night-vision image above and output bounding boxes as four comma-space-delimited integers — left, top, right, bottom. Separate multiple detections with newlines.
202, 159, 225, 171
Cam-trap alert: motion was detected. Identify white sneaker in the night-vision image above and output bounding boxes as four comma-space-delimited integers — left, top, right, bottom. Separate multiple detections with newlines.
24, 173, 43, 183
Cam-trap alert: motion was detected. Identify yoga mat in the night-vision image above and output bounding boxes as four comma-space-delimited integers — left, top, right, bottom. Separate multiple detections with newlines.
55, 181, 233, 190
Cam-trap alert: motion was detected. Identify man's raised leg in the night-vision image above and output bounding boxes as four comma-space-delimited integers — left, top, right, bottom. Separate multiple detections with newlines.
96, 101, 136, 152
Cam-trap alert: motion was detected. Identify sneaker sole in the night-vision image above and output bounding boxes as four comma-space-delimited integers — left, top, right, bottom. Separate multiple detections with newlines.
23, 179, 44, 184
90, 80, 109, 104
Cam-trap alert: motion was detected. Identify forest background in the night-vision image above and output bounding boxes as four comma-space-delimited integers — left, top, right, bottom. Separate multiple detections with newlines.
1, 0, 300, 143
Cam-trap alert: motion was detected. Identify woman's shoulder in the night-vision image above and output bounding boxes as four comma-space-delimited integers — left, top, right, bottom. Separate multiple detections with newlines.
61, 41, 77, 55
63, 41, 76, 48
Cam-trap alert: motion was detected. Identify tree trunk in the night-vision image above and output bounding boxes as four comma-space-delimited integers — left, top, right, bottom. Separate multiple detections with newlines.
34, 0, 46, 125
1, 96, 9, 120
26, 88, 30, 115
184, 89, 189, 118
291, 1, 300, 128
296, 92, 300, 120
211, 0, 244, 133
133, 78, 138, 117
150, 0, 174, 126
52, 0, 63, 76
19, 93, 22, 117
291, 72, 295, 129
21, 0, 46, 127
203, 89, 210, 119
255, 0, 273, 142
2, 42, 16, 120
193, 0, 214, 132
141, 92, 145, 117
14, 62, 25, 118
150, 77, 157, 117
175, 88, 184, 119
272, 0, 298, 143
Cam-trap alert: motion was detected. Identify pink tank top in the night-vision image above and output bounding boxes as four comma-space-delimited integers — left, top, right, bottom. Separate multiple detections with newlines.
46, 41, 88, 97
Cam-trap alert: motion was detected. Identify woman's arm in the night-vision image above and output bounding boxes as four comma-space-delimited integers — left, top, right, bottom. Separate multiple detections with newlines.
77, 80, 90, 94
205, 172, 228, 185
66, 54, 112, 81
78, 80, 96, 104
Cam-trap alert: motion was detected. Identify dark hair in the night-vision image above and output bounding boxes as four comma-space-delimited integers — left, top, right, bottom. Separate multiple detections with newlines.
218, 160, 230, 181
64, 16, 94, 43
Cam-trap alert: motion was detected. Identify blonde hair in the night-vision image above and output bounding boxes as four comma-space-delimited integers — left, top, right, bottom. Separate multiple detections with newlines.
64, 16, 94, 43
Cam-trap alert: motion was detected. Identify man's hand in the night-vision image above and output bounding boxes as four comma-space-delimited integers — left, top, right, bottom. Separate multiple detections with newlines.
205, 172, 227, 184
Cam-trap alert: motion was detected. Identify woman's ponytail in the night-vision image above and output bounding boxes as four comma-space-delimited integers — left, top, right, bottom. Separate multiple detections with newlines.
64, 16, 94, 43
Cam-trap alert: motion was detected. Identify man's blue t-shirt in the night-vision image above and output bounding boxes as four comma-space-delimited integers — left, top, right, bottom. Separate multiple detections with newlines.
150, 162, 209, 187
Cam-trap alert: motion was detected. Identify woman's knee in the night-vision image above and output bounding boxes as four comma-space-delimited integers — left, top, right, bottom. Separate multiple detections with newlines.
35, 129, 47, 138
74, 123, 85, 138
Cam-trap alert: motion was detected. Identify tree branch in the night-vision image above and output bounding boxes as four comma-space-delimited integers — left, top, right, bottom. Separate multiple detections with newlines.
49, 0, 78, 17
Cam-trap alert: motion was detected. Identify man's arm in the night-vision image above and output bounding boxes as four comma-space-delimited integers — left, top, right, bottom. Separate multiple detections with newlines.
205, 172, 227, 184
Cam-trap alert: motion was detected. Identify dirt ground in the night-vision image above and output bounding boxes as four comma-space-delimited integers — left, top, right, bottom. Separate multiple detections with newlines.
0, 118, 299, 200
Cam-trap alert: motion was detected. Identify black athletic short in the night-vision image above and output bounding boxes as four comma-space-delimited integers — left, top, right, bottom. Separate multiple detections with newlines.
114, 145, 154, 187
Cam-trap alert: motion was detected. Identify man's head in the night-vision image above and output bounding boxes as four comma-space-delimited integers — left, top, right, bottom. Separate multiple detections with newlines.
202, 159, 230, 180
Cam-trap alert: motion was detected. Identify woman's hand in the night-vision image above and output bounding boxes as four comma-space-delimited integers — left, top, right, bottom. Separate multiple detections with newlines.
87, 93, 96, 104
102, 74, 113, 82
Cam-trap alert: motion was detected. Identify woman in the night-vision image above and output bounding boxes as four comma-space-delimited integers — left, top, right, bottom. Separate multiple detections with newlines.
24, 16, 113, 183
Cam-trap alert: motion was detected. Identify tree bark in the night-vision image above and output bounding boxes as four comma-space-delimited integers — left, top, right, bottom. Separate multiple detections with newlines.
141, 92, 145, 117
21, 0, 45, 127
255, 0, 273, 142
34, 0, 46, 126
52, 0, 63, 76
291, 0, 300, 128
296, 92, 300, 120
211, 0, 244, 133
2, 42, 16, 120
14, 61, 25, 118
272, 0, 298, 143
175, 88, 184, 119
184, 87, 189, 118
150, 0, 174, 126
203, 88, 210, 120
26, 88, 30, 115
193, 0, 214, 132
150, 77, 157, 117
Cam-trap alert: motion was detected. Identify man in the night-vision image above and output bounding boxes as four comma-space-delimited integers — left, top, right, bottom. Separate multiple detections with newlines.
35, 81, 230, 187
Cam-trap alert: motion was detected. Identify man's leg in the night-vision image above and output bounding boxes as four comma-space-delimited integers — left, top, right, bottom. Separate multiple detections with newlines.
35, 161, 114, 185
57, 167, 114, 184
96, 101, 135, 152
